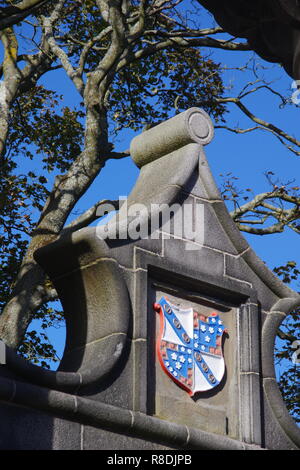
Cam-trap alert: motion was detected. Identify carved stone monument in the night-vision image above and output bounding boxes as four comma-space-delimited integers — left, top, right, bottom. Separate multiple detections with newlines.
0, 108, 299, 450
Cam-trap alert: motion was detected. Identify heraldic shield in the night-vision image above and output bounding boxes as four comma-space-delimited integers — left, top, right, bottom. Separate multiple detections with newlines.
154, 297, 228, 396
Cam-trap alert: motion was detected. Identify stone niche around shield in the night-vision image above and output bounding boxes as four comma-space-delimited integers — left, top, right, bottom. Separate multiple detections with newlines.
147, 275, 248, 441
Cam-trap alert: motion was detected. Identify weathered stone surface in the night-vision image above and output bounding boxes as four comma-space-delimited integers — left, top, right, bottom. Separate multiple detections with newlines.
0, 108, 298, 450
130, 108, 214, 167
261, 312, 286, 379
61, 334, 129, 387
211, 202, 250, 254
163, 239, 225, 277
82, 425, 173, 450
239, 372, 262, 445
238, 303, 260, 374
52, 418, 82, 450
51, 258, 130, 349
262, 383, 299, 450
181, 168, 210, 200
185, 427, 247, 450
225, 254, 280, 312
133, 412, 188, 447
153, 288, 241, 441
0, 404, 54, 450
263, 377, 300, 449
132, 339, 149, 413
202, 202, 239, 255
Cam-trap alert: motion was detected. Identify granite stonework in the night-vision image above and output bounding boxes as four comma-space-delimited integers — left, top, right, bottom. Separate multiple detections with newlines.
0, 108, 299, 450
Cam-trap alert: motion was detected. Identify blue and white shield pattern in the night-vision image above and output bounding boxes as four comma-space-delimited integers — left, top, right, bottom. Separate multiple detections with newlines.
154, 297, 227, 396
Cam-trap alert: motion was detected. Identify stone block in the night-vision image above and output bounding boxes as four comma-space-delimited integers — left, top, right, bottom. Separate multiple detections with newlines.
132, 339, 149, 413
78, 342, 134, 410
181, 168, 211, 200
132, 412, 188, 448
238, 303, 261, 374
81, 425, 173, 450
202, 202, 239, 255
0, 404, 54, 450
163, 239, 225, 278
239, 372, 262, 445
263, 377, 300, 449
185, 426, 246, 450
262, 383, 298, 450
261, 312, 285, 379
225, 253, 279, 311
211, 202, 249, 253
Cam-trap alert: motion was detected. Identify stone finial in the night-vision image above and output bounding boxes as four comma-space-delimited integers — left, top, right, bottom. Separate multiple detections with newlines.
130, 108, 214, 168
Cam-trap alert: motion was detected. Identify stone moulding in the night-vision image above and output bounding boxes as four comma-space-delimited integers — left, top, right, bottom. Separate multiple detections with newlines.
3, 252, 132, 394
262, 296, 300, 448
0, 107, 299, 449
0, 374, 262, 450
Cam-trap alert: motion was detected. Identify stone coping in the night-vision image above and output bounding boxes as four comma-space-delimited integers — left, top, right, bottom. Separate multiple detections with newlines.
0, 374, 264, 451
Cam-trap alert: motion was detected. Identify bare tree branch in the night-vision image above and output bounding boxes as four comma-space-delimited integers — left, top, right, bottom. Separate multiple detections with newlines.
42, 10, 85, 96
228, 187, 300, 236
62, 198, 120, 235
216, 96, 300, 157
0, 0, 50, 31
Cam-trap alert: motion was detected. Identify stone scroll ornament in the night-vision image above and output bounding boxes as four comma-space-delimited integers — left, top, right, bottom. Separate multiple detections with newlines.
154, 298, 228, 396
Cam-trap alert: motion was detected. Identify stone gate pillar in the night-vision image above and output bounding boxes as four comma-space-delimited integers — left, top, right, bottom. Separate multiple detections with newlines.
0, 108, 299, 450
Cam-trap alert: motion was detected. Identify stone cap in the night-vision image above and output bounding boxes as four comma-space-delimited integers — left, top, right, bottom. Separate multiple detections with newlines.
130, 108, 214, 168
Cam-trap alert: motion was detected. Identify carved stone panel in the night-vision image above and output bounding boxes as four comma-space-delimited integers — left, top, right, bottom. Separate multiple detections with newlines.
147, 272, 261, 445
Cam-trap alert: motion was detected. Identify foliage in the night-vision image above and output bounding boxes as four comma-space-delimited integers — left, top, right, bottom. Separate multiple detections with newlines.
0, 85, 84, 365
8, 86, 85, 172
220, 171, 300, 236
18, 304, 64, 369
109, 49, 226, 132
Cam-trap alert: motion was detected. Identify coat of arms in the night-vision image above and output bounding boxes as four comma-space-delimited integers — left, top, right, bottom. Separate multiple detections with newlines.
154, 297, 228, 396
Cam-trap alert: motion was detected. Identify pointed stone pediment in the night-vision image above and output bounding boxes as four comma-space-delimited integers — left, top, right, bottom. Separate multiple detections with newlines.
0, 108, 299, 450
